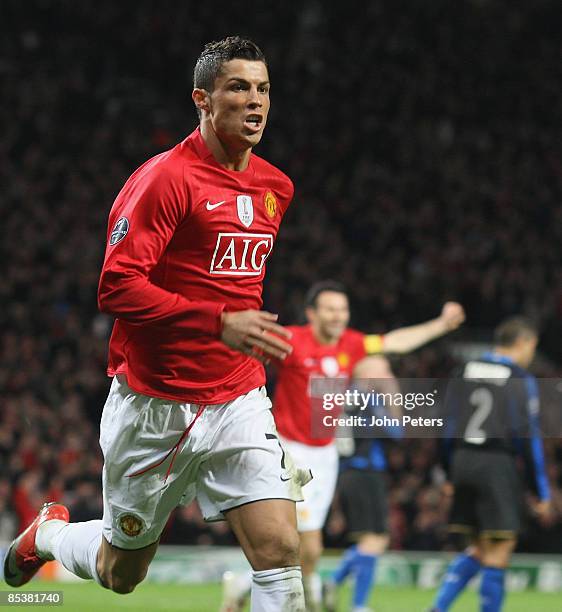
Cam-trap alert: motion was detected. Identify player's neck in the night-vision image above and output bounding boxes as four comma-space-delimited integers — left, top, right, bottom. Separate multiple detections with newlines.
493, 347, 520, 366
199, 122, 251, 171
312, 326, 338, 346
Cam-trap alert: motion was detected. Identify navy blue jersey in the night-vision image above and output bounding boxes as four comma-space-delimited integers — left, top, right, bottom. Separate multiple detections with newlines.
444, 352, 549, 501
340, 389, 402, 472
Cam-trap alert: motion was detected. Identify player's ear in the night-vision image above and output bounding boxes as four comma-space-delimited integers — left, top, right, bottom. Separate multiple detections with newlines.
192, 88, 210, 115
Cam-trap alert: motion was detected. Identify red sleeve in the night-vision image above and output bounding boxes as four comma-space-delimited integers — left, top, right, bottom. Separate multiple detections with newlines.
98, 163, 225, 337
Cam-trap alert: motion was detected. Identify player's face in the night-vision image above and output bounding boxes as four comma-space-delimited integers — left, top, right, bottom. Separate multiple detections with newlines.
307, 291, 350, 342
207, 59, 270, 150
518, 335, 538, 368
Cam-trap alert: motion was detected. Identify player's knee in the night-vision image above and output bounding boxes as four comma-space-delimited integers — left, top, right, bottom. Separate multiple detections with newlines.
253, 526, 301, 569
99, 561, 148, 594
301, 538, 323, 566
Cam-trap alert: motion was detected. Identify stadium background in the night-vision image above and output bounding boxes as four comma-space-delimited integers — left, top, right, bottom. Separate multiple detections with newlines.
1, 0, 561, 601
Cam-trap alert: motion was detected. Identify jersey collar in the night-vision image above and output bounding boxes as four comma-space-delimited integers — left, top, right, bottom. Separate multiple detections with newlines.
185, 128, 255, 177
482, 351, 515, 367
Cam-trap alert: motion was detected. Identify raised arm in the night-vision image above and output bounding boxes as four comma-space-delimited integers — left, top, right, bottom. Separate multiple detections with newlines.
382, 302, 465, 354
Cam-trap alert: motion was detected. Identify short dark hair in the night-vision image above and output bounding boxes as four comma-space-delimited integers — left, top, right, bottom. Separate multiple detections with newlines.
305, 280, 348, 309
494, 316, 538, 347
193, 36, 267, 93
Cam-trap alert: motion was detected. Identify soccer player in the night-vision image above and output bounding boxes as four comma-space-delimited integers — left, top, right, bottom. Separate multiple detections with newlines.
323, 355, 402, 612
275, 282, 464, 611
220, 281, 465, 611
4, 36, 310, 611
429, 316, 551, 612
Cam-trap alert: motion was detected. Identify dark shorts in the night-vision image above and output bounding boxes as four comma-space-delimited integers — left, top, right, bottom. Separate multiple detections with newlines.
449, 447, 523, 538
338, 468, 388, 537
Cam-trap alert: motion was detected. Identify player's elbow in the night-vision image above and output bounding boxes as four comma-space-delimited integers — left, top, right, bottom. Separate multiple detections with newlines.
97, 270, 134, 316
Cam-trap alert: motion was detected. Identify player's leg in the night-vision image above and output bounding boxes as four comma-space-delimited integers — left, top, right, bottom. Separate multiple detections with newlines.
325, 470, 387, 612
299, 529, 324, 611
430, 541, 482, 612
226, 499, 304, 611
32, 375, 203, 593
281, 438, 338, 612
476, 453, 521, 612
477, 536, 516, 612
431, 450, 483, 612
197, 387, 311, 612
350, 532, 388, 611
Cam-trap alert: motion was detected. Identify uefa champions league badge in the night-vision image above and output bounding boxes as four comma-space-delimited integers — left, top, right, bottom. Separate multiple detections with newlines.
109, 217, 129, 245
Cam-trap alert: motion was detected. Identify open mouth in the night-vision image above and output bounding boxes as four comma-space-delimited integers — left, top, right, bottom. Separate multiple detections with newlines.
244, 114, 263, 132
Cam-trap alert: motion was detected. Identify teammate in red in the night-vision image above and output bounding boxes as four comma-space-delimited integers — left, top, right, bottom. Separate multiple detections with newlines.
275, 281, 465, 611
4, 37, 309, 611
221, 281, 466, 611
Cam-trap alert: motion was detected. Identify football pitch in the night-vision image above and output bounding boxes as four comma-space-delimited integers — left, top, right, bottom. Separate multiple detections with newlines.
4, 581, 562, 611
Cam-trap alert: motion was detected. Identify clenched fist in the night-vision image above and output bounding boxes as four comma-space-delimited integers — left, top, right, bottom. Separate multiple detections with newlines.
439, 302, 466, 331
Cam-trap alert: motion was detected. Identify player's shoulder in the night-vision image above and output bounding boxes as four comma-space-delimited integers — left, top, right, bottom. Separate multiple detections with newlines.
250, 153, 294, 200
342, 327, 365, 344
286, 324, 310, 341
461, 356, 523, 382
128, 143, 188, 189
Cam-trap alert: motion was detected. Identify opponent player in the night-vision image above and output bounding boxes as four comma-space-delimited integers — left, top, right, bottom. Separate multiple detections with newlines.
429, 317, 550, 612
4, 37, 310, 611
323, 355, 402, 612
221, 281, 465, 611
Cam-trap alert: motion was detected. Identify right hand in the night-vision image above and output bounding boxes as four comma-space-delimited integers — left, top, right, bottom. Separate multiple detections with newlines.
220, 310, 293, 363
532, 499, 552, 524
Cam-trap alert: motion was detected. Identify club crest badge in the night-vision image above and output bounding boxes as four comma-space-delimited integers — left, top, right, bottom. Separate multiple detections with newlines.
118, 513, 144, 537
237, 195, 254, 228
264, 191, 277, 218
321, 356, 340, 377
337, 353, 350, 368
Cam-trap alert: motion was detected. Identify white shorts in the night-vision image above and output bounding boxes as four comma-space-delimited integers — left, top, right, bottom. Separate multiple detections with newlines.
279, 437, 338, 532
100, 375, 310, 549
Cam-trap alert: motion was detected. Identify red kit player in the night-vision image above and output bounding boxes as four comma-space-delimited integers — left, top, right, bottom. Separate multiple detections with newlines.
4, 37, 310, 611
275, 281, 465, 610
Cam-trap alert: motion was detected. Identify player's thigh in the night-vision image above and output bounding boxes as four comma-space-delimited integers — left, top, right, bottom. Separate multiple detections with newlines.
97, 535, 159, 587
339, 469, 388, 537
196, 387, 310, 523
477, 456, 522, 538
100, 375, 200, 550
281, 438, 338, 532
449, 450, 480, 535
225, 498, 300, 570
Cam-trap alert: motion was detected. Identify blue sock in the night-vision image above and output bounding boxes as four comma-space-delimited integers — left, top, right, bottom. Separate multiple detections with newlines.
332, 545, 359, 585
480, 567, 505, 612
352, 552, 377, 608
433, 553, 481, 611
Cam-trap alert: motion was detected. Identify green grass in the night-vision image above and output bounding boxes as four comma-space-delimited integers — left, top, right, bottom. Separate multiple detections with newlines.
3, 581, 562, 611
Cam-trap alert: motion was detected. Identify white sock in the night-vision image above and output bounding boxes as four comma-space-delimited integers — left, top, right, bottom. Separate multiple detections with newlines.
251, 566, 305, 612
36, 520, 103, 585
303, 572, 322, 610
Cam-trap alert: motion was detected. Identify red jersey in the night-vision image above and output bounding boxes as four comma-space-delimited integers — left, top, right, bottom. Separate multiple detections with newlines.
273, 325, 384, 446
98, 128, 294, 404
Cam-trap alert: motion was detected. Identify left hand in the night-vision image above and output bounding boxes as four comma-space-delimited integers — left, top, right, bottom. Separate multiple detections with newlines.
439, 302, 466, 331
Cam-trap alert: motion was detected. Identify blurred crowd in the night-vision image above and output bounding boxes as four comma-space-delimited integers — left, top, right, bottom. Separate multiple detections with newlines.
1, 1, 560, 551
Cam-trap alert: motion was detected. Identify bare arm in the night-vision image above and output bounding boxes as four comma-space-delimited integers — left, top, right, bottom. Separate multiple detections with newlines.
382, 302, 465, 354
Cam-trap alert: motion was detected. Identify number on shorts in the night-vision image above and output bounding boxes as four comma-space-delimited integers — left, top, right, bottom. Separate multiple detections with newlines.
464, 387, 493, 445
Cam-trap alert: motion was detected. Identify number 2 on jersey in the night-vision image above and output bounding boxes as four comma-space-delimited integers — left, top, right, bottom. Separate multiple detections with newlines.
464, 387, 493, 445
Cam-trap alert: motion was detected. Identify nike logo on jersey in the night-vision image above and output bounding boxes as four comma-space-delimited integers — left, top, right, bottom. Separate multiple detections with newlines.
206, 200, 226, 210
